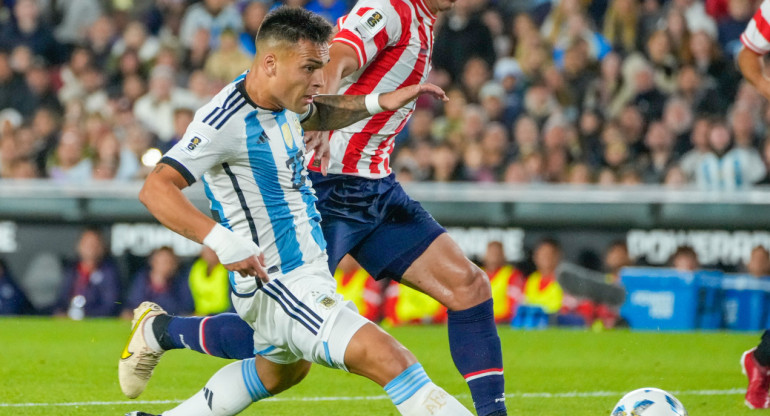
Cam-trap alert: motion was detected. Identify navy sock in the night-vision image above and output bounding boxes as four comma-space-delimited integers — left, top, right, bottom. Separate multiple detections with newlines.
447, 298, 506, 416
755, 330, 770, 367
161, 313, 255, 360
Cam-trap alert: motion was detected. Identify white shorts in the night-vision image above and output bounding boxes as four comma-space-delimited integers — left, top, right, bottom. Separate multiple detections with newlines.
231, 260, 369, 370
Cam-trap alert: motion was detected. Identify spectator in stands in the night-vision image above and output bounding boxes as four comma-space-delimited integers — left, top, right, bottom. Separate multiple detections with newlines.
179, 0, 243, 51
730, 104, 762, 151
25, 58, 62, 115
0, 51, 34, 119
430, 142, 462, 182
111, 20, 161, 65
511, 114, 540, 161
602, 0, 640, 54
54, 228, 122, 319
638, 121, 677, 184
133, 65, 197, 145
84, 15, 116, 70
697, 119, 766, 189
433, 0, 496, 84
604, 240, 633, 283
52, 0, 103, 50
676, 65, 721, 116
745, 245, 770, 278
0, 258, 31, 315
188, 246, 231, 316
661, 96, 694, 155
668, 246, 700, 271
204, 29, 252, 86
123, 246, 194, 318
482, 241, 524, 323
57, 47, 94, 106
584, 51, 624, 119
523, 238, 565, 315
664, 8, 693, 64
0, 0, 65, 65
689, 30, 740, 102
47, 126, 92, 182
644, 30, 679, 95
238, 1, 268, 56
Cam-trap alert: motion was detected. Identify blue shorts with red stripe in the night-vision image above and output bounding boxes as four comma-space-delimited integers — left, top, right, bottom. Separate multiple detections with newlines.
309, 171, 446, 281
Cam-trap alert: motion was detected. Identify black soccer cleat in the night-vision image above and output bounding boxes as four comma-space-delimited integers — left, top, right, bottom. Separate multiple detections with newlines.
125, 412, 159, 416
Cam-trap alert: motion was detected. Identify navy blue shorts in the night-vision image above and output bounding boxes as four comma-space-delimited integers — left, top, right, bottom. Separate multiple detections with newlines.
309, 172, 446, 281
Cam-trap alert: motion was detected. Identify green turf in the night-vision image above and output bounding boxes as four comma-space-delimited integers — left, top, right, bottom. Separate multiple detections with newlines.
0, 317, 761, 415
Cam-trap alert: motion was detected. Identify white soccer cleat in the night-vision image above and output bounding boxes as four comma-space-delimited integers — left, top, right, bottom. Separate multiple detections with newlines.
119, 301, 166, 399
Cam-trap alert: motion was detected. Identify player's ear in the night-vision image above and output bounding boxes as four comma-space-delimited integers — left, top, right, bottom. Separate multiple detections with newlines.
263, 53, 277, 77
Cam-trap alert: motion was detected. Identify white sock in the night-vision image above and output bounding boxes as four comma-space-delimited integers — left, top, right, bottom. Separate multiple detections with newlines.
164, 358, 270, 416
385, 363, 473, 416
142, 316, 163, 353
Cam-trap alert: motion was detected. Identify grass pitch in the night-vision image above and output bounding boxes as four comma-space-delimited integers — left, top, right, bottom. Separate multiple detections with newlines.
0, 317, 760, 415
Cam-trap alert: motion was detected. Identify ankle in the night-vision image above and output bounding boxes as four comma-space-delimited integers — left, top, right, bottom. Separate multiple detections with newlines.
151, 314, 174, 351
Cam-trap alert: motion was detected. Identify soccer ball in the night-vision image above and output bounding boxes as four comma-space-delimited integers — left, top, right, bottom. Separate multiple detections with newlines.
610, 387, 688, 416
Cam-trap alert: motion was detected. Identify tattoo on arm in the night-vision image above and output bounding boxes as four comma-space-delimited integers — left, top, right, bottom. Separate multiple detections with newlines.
301, 95, 376, 131
153, 164, 165, 174
181, 228, 200, 243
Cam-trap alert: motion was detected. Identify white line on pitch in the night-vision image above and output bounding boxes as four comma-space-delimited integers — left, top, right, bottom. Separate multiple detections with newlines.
0, 388, 744, 408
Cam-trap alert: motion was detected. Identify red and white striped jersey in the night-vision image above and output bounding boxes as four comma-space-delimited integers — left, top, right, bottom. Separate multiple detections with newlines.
742, 0, 770, 54
323, 0, 436, 178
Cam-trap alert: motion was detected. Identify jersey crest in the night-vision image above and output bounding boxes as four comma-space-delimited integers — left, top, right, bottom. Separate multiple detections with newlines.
358, 8, 387, 37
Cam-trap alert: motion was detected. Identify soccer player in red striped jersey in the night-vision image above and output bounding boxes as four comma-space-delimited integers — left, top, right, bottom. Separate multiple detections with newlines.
121, 2, 508, 415
308, 2, 507, 414
738, 3, 770, 409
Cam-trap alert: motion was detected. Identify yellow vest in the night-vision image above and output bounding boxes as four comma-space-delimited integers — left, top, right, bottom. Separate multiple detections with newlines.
188, 259, 231, 315
388, 284, 445, 325
334, 268, 372, 317
488, 265, 518, 321
524, 272, 563, 314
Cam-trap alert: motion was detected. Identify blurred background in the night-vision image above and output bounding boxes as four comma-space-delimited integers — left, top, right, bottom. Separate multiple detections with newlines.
0, 0, 769, 333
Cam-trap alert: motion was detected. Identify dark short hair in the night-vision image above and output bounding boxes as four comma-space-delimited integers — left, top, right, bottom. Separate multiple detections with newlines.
257, 6, 332, 46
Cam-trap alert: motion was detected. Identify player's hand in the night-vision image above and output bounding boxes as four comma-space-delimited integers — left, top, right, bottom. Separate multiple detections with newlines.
204, 224, 269, 282
379, 83, 449, 111
305, 130, 330, 176
223, 252, 269, 283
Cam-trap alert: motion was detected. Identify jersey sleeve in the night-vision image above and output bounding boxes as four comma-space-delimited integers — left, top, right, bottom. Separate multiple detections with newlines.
332, 0, 404, 69
742, 0, 770, 54
161, 120, 234, 185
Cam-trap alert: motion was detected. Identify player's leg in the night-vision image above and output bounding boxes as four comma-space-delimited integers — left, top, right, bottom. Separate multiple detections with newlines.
119, 303, 256, 398
153, 313, 255, 359
327, 305, 473, 415
399, 235, 506, 416
126, 356, 310, 416
350, 180, 507, 416
742, 330, 770, 409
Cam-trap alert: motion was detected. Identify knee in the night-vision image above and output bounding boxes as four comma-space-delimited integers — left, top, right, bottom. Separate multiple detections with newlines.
446, 264, 491, 310
345, 324, 417, 386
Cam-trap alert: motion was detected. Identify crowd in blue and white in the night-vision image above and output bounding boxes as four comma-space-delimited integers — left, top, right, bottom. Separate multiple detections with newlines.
0, 0, 768, 189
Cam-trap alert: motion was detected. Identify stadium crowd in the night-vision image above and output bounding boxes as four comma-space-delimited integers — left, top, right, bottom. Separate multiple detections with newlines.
0, 0, 768, 188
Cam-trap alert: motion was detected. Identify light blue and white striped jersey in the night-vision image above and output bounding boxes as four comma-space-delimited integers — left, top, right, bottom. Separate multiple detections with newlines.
162, 76, 327, 282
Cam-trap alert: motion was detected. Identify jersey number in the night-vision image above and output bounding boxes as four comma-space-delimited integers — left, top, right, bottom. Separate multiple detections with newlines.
286, 150, 307, 190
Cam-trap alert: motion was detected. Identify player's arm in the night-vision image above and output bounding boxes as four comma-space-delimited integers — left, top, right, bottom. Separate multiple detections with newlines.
301, 83, 448, 131
139, 163, 268, 281
738, 46, 770, 100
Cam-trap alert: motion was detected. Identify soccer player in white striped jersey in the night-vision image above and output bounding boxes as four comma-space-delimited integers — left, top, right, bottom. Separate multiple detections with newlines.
123, 1, 508, 415
738, 1, 770, 409
124, 7, 471, 416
